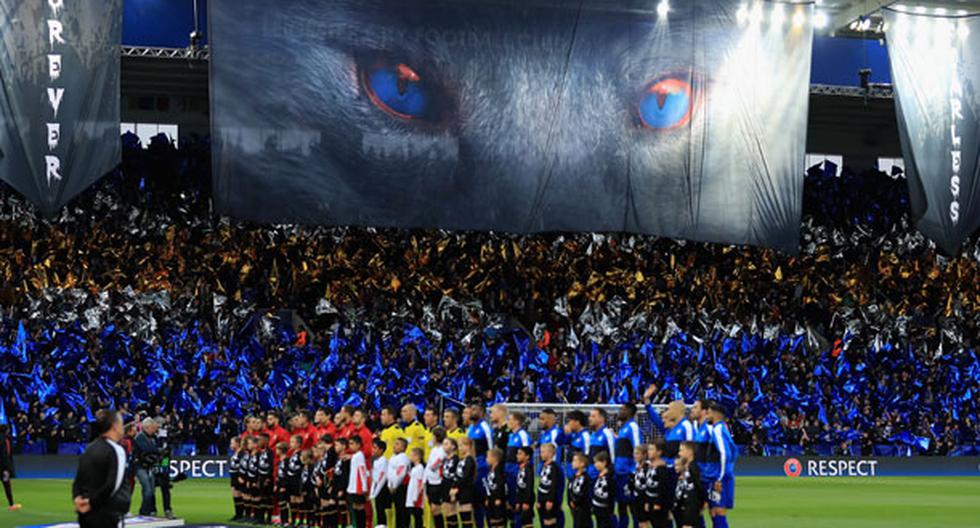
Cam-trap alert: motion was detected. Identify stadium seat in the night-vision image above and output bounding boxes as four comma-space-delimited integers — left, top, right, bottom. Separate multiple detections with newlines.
814, 443, 834, 456
875, 445, 898, 457
56, 443, 86, 455
21, 442, 46, 455
175, 443, 197, 456
950, 445, 977, 456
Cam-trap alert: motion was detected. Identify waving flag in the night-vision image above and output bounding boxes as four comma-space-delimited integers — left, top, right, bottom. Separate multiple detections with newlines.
13, 321, 28, 364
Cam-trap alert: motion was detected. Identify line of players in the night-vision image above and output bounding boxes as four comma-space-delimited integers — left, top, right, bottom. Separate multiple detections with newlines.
228, 389, 736, 528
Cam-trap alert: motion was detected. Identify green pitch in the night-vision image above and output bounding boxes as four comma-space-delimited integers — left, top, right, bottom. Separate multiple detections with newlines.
1, 477, 978, 528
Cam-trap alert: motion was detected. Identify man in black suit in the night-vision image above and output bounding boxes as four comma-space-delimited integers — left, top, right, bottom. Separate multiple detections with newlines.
72, 410, 131, 528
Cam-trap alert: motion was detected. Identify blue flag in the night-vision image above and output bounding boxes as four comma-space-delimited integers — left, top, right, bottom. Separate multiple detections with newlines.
14, 321, 28, 363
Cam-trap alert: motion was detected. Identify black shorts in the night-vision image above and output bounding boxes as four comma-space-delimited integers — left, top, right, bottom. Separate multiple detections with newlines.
393, 484, 408, 509
486, 500, 507, 520
517, 506, 533, 526
537, 502, 560, 521
649, 506, 671, 528
571, 507, 592, 528
302, 486, 316, 503
629, 501, 646, 523
443, 481, 457, 501
427, 482, 445, 504
456, 486, 475, 505
375, 486, 393, 511
259, 478, 274, 496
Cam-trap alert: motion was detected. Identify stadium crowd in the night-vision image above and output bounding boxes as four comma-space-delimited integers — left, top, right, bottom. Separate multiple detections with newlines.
0, 134, 977, 457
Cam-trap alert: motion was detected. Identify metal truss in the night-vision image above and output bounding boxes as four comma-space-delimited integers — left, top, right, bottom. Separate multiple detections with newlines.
810, 83, 894, 99
121, 46, 209, 60
119, 47, 892, 99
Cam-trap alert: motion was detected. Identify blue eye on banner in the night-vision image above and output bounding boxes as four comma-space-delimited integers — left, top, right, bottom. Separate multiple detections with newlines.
365, 63, 428, 120
639, 78, 693, 130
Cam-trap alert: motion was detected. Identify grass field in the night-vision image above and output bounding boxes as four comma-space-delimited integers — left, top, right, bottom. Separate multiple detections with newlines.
1, 477, 978, 528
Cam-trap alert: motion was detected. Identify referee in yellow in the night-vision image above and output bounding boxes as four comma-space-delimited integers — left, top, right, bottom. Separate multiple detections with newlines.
380, 406, 404, 458
443, 408, 467, 442
422, 408, 441, 459
401, 404, 428, 453
378, 406, 404, 527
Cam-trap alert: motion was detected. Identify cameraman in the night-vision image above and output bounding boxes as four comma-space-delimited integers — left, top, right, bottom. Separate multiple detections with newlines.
154, 417, 176, 519
133, 418, 161, 516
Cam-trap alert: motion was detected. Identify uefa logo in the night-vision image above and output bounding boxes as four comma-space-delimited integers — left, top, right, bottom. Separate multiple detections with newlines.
784, 458, 803, 478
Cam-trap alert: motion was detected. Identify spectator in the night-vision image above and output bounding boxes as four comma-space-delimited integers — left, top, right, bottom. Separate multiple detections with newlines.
0, 137, 975, 457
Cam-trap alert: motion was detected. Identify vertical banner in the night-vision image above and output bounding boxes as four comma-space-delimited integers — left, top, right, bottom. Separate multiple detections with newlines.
0, 0, 122, 215
884, 10, 980, 254
211, 0, 812, 251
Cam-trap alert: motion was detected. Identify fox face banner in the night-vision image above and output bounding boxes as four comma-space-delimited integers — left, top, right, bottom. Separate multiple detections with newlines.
211, 0, 813, 251
884, 10, 980, 255
0, 0, 121, 215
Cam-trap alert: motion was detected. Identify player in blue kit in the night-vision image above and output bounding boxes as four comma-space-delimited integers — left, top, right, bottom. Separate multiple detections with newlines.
467, 403, 495, 528
587, 409, 615, 481
614, 404, 642, 528
537, 409, 563, 467
703, 401, 736, 528
643, 385, 695, 467
690, 400, 713, 528
690, 400, 712, 463
561, 411, 591, 481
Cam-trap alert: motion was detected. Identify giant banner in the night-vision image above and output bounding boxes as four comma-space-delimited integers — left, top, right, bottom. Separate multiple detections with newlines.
0, 0, 121, 215
211, 0, 812, 251
884, 10, 980, 254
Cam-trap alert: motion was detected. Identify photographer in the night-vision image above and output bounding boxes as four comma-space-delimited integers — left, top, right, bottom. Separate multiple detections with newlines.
133, 418, 161, 516
153, 417, 177, 520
